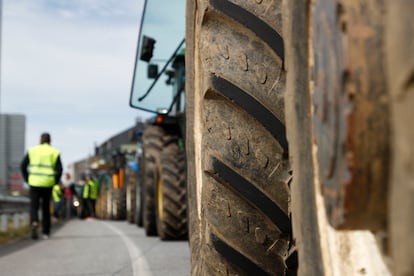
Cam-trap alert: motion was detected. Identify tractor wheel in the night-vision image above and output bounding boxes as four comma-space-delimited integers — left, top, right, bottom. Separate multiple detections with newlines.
283, 1, 390, 275
186, 1, 295, 274
135, 161, 144, 227
106, 182, 113, 219
386, 1, 414, 275
112, 187, 126, 220
126, 168, 136, 224
142, 126, 163, 236
155, 134, 187, 240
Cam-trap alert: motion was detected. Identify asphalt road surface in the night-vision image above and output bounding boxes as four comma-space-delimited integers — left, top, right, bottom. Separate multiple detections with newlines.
0, 219, 190, 276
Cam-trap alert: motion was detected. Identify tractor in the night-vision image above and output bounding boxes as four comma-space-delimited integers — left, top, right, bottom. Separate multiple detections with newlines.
129, 0, 187, 240
131, 0, 413, 275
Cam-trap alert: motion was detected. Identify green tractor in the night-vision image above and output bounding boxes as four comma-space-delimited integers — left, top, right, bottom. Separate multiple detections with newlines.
129, 1, 187, 240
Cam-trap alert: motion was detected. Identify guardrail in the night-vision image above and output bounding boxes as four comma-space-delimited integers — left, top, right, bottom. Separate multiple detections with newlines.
0, 195, 30, 232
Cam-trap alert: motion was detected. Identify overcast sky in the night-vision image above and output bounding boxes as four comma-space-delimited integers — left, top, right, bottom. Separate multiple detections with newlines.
1, 0, 148, 168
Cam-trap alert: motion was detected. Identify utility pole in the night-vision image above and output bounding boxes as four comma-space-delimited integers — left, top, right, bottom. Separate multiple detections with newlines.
0, 0, 3, 196
0, 0, 3, 114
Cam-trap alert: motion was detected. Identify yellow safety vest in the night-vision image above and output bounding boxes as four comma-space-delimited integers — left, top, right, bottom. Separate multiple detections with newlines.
88, 180, 99, 200
82, 183, 90, 199
52, 184, 62, 202
28, 144, 60, 187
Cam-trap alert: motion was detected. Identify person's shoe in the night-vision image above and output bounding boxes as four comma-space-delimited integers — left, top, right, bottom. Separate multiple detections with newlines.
31, 222, 39, 240
42, 234, 49, 240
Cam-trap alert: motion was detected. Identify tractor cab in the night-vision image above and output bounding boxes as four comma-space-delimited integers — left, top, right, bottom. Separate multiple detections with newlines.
129, 0, 186, 119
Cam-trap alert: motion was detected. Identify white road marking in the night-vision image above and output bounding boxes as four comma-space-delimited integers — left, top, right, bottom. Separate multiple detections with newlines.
103, 221, 153, 276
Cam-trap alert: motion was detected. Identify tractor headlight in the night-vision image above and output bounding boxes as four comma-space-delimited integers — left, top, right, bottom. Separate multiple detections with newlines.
73, 199, 80, 207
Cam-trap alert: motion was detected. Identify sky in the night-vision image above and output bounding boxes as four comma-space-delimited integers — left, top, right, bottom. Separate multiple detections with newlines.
0, 0, 149, 168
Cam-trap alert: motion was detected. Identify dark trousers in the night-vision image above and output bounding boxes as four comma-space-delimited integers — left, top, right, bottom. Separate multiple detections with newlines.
30, 186, 52, 235
63, 198, 75, 219
53, 201, 63, 218
91, 199, 96, 217
82, 198, 95, 218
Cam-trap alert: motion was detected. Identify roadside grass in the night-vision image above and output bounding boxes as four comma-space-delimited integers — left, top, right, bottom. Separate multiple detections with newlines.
0, 225, 31, 245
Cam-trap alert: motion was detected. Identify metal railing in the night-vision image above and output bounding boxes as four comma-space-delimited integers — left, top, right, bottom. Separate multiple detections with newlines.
0, 195, 30, 232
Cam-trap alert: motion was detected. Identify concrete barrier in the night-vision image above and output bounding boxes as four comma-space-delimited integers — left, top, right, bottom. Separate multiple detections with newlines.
0, 195, 30, 232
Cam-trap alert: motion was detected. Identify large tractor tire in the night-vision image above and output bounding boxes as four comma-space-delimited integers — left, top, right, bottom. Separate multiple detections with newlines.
106, 183, 113, 219
155, 134, 188, 240
387, 2, 414, 275
142, 126, 163, 236
112, 187, 126, 220
186, 1, 295, 275
135, 159, 144, 227
283, 1, 391, 275
126, 168, 136, 224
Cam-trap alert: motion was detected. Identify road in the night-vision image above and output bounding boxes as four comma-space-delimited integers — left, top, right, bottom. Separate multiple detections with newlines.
0, 219, 190, 276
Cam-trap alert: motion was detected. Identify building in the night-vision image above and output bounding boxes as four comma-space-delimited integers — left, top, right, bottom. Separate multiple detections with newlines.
0, 114, 26, 195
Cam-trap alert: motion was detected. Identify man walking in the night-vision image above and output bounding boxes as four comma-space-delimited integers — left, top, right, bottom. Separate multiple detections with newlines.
21, 133, 63, 240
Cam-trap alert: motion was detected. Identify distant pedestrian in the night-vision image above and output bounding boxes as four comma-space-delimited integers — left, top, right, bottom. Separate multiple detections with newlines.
81, 176, 93, 218
86, 175, 99, 218
20, 133, 63, 240
62, 172, 76, 219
